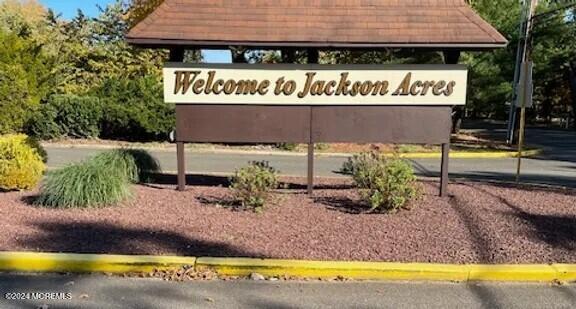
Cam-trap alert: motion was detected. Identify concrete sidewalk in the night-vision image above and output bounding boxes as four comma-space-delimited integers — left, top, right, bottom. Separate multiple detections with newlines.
1, 274, 575, 309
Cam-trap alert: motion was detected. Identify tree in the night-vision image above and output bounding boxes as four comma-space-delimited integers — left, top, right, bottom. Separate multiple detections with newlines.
0, 28, 54, 133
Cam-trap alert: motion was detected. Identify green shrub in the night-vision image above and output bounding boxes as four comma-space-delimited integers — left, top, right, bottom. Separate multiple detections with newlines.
28, 95, 102, 140
345, 151, 420, 213
93, 76, 175, 141
340, 152, 376, 176
0, 134, 46, 191
230, 161, 279, 212
35, 159, 131, 208
92, 149, 161, 183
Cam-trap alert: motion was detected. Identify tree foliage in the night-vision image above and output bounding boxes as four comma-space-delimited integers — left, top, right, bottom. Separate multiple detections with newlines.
0, 0, 196, 138
0, 28, 54, 134
0, 0, 574, 138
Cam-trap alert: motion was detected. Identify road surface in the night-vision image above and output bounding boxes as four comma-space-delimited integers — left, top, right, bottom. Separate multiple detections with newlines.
45, 148, 576, 189
1, 274, 575, 309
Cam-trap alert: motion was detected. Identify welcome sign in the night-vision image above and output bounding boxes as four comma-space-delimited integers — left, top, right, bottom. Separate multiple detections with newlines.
164, 64, 468, 105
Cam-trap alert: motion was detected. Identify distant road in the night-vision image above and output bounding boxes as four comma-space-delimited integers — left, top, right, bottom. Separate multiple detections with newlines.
45, 146, 576, 189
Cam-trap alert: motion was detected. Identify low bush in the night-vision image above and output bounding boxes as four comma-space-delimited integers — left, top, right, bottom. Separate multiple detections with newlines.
230, 161, 279, 212
35, 149, 159, 208
345, 151, 421, 213
28, 95, 102, 140
0, 134, 46, 191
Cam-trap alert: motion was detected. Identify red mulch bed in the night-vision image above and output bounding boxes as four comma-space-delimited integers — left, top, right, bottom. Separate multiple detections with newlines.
1, 176, 575, 264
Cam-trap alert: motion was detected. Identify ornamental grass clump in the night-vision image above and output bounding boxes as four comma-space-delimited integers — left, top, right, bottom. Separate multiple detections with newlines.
35, 159, 131, 209
230, 161, 279, 212
346, 151, 421, 213
35, 148, 159, 208
92, 149, 161, 183
0, 134, 46, 191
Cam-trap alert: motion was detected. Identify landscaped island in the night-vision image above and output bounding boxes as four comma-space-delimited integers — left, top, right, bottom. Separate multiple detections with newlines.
1, 176, 574, 264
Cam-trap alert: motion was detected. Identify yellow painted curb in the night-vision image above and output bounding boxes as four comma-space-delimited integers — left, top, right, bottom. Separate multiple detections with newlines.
0, 252, 573, 283
398, 149, 542, 159
196, 258, 469, 281
467, 265, 558, 282
0, 252, 195, 274
552, 264, 576, 282
41, 143, 542, 159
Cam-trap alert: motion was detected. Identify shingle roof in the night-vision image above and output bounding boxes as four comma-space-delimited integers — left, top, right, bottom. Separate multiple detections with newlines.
127, 0, 508, 49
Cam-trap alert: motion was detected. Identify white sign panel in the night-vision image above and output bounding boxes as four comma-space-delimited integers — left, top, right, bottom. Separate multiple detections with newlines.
163, 64, 468, 105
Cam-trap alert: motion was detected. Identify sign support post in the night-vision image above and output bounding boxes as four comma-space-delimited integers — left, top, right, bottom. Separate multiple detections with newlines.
177, 141, 186, 191
440, 143, 450, 197
440, 50, 461, 197
307, 49, 319, 196
170, 48, 187, 191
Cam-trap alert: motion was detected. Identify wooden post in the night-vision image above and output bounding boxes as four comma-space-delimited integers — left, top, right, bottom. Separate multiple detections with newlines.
177, 142, 186, 191
307, 143, 315, 195
170, 48, 186, 191
440, 143, 450, 197
441, 50, 460, 197
307, 48, 319, 196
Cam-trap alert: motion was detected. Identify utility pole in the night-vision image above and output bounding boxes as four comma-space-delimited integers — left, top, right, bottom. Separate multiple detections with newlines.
507, 0, 531, 144
516, 0, 539, 183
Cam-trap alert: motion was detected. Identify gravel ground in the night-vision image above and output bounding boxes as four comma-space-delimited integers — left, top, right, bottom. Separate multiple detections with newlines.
1, 177, 575, 264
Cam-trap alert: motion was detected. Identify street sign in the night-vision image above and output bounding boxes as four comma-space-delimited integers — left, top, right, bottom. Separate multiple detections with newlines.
163, 64, 468, 106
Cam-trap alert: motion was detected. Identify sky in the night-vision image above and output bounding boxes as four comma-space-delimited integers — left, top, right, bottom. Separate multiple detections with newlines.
39, 0, 231, 63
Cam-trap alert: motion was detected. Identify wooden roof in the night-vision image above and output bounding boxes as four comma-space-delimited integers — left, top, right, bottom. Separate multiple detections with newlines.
127, 0, 508, 50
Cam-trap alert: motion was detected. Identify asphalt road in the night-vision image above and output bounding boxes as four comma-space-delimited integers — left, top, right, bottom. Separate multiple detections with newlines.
45, 147, 576, 188
1, 274, 575, 309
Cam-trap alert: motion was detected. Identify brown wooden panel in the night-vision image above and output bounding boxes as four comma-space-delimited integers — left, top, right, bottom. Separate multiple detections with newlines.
176, 105, 451, 144
175, 105, 311, 143
311, 106, 452, 144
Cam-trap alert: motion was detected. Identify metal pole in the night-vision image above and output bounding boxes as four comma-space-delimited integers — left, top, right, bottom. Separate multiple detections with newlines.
516, 0, 538, 182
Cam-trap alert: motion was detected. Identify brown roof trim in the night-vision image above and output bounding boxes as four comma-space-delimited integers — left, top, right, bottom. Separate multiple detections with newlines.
127, 38, 507, 51
127, 0, 508, 50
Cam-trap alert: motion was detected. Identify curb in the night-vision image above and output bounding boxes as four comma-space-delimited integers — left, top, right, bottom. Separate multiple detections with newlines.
41, 144, 542, 159
0, 252, 195, 274
396, 149, 542, 159
196, 258, 561, 282
0, 252, 573, 283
